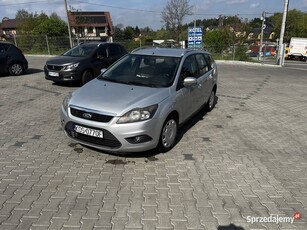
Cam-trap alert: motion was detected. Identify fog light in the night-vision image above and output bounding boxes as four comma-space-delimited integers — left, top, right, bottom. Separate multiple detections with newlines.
126, 135, 152, 144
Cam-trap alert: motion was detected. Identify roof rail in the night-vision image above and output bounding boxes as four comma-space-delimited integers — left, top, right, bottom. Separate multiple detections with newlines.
131, 46, 158, 53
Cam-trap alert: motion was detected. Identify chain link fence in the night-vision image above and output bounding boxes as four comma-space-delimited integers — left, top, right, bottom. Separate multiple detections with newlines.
3, 35, 279, 64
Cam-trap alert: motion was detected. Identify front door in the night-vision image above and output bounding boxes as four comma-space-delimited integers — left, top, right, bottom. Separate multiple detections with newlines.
176, 55, 200, 122
93, 45, 110, 76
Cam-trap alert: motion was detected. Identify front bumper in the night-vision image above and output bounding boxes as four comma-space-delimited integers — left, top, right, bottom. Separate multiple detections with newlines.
60, 106, 161, 153
44, 67, 82, 82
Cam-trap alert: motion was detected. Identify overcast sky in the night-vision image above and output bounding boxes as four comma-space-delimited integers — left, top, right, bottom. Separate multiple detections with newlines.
0, 0, 307, 30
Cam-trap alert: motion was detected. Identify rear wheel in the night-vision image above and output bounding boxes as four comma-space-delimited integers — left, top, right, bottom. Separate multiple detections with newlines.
205, 89, 216, 112
82, 70, 94, 85
158, 116, 178, 152
9, 63, 23, 76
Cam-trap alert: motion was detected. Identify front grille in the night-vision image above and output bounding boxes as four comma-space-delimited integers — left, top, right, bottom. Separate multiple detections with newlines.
65, 122, 121, 149
70, 108, 114, 123
47, 64, 63, 71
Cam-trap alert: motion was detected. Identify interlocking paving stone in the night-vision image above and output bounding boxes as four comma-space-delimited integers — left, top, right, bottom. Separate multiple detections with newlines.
0, 57, 307, 229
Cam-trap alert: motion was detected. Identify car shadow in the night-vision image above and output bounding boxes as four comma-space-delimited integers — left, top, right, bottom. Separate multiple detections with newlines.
52, 81, 81, 88
26, 68, 44, 74
0, 68, 43, 78
218, 224, 245, 230
86, 96, 219, 158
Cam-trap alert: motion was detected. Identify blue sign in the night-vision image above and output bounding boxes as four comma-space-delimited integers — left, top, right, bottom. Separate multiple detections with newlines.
188, 27, 203, 48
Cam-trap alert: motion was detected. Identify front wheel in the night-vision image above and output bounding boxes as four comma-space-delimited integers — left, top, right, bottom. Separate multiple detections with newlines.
9, 63, 23, 76
82, 70, 94, 85
158, 116, 178, 152
205, 89, 216, 112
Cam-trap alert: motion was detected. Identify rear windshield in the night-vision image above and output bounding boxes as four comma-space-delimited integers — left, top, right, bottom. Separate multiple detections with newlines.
98, 54, 180, 88
63, 44, 97, 57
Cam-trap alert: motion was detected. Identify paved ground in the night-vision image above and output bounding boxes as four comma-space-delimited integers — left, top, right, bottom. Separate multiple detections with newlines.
0, 56, 306, 230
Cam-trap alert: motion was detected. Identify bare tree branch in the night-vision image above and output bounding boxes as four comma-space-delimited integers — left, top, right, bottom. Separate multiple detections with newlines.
161, 0, 193, 41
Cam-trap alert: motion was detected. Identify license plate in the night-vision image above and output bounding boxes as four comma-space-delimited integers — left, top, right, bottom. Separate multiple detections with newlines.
49, 71, 59, 77
74, 125, 103, 138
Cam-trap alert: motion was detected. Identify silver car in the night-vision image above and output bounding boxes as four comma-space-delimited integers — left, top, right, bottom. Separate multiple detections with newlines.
60, 47, 218, 153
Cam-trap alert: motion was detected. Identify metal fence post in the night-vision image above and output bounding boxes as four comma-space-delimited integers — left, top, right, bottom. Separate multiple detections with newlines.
233, 44, 236, 60
13, 34, 18, 47
46, 35, 51, 55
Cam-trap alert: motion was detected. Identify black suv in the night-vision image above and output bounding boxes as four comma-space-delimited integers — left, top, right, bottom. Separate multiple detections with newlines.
0, 41, 28, 76
44, 42, 127, 85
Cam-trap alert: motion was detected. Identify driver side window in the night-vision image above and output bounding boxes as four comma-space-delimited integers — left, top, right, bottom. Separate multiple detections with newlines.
180, 55, 198, 79
177, 55, 198, 90
97, 46, 107, 58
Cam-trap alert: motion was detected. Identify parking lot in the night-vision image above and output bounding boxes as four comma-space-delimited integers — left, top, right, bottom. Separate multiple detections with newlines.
0, 56, 307, 230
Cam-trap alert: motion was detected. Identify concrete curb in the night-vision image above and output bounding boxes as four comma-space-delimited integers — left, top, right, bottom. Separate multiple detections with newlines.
216, 60, 281, 67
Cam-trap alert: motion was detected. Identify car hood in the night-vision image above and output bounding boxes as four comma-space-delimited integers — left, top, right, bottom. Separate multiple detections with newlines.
46, 56, 86, 65
69, 79, 170, 116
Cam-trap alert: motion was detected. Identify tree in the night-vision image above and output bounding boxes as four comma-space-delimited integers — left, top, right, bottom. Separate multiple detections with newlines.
15, 9, 67, 36
15, 9, 32, 19
33, 18, 68, 36
203, 29, 235, 53
161, 0, 193, 41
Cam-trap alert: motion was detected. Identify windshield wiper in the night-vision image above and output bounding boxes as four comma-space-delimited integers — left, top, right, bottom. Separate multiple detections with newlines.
126, 81, 157, 88
98, 78, 122, 83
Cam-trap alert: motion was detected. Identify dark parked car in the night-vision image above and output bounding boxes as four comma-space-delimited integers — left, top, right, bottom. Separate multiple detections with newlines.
0, 41, 28, 76
44, 42, 128, 85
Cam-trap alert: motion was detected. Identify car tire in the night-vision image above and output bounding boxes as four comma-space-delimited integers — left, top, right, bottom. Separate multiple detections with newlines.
158, 115, 178, 153
205, 89, 216, 112
8, 63, 23, 76
82, 70, 94, 85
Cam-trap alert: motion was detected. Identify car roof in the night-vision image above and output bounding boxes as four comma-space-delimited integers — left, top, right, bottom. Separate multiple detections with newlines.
0, 41, 13, 45
131, 47, 210, 57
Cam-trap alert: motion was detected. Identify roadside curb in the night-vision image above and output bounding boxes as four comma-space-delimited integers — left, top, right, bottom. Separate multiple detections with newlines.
26, 54, 57, 58
216, 60, 281, 67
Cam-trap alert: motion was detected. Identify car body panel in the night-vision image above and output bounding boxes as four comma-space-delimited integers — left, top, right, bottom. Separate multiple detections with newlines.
44, 42, 127, 83
70, 79, 170, 116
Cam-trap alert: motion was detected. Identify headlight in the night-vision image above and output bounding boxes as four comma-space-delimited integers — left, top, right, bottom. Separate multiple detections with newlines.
63, 93, 72, 113
63, 63, 79, 71
117, 104, 158, 124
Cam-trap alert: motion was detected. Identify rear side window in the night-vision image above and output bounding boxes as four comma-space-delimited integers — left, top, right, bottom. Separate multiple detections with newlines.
195, 54, 209, 75
109, 44, 122, 56
204, 54, 214, 70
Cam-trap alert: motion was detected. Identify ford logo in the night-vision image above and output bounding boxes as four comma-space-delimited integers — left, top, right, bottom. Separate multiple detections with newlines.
82, 113, 92, 119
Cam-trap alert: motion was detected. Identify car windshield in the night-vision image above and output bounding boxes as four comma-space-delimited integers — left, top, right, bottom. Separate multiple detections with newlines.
98, 54, 180, 88
63, 44, 97, 57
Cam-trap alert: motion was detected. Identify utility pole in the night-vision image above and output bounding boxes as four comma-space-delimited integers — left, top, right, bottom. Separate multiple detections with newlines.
258, 11, 266, 62
277, 0, 289, 66
64, 0, 73, 48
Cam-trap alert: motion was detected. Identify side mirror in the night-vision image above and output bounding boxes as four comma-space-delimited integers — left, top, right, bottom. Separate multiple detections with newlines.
183, 77, 197, 87
100, 68, 107, 74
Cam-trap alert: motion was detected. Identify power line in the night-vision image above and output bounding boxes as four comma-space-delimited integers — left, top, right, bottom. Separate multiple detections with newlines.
74, 0, 160, 13
0, 0, 61, 7
0, 0, 276, 18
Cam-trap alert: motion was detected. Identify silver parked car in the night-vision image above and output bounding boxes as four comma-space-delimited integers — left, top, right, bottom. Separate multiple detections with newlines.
60, 47, 218, 153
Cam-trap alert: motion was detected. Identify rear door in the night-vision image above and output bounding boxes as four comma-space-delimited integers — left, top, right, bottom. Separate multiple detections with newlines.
195, 53, 213, 105
0, 44, 8, 73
